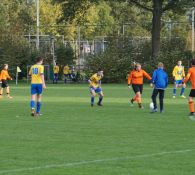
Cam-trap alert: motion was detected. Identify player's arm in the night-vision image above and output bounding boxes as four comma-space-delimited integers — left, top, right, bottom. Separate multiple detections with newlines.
143, 70, 152, 81
29, 67, 32, 76
172, 66, 176, 80
40, 66, 46, 89
127, 71, 132, 88
41, 74, 46, 89
151, 70, 157, 87
183, 70, 191, 84
182, 67, 185, 78
7, 72, 12, 80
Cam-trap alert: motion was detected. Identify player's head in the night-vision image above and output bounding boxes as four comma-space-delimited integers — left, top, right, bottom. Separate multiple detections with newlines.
191, 59, 195, 66
3, 64, 8, 70
97, 68, 103, 76
135, 63, 141, 71
131, 61, 136, 70
158, 62, 164, 69
36, 56, 44, 64
178, 61, 182, 66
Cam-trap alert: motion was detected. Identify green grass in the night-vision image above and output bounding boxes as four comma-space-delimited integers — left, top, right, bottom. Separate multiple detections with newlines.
0, 83, 195, 175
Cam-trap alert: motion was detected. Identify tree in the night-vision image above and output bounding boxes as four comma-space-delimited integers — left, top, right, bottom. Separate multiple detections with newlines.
127, 0, 195, 62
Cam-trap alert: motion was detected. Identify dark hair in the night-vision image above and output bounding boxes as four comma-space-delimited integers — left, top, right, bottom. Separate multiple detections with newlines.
98, 68, 103, 72
36, 56, 44, 63
191, 59, 195, 66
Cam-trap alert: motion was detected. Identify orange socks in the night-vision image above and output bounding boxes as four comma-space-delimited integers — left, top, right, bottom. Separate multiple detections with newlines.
189, 101, 195, 113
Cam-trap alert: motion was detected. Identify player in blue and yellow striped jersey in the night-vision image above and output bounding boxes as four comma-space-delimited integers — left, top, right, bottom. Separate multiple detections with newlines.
88, 69, 104, 107
29, 57, 46, 116
172, 61, 186, 98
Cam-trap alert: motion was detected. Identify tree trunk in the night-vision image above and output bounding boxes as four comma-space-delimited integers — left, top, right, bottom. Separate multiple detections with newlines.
151, 0, 162, 63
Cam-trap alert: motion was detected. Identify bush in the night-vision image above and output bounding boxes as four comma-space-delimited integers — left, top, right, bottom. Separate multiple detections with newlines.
85, 37, 191, 83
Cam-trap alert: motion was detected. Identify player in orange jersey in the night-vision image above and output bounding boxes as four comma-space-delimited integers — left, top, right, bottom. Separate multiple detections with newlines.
183, 59, 195, 116
127, 63, 152, 108
0, 64, 13, 99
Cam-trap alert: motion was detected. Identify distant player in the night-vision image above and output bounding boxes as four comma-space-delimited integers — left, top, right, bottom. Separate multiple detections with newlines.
183, 59, 195, 116
172, 61, 186, 98
29, 57, 46, 117
53, 63, 59, 84
88, 69, 104, 107
0, 64, 13, 99
151, 62, 168, 113
128, 63, 152, 108
63, 64, 70, 84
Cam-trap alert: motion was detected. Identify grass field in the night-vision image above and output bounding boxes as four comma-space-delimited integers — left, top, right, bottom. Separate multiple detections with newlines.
0, 83, 195, 175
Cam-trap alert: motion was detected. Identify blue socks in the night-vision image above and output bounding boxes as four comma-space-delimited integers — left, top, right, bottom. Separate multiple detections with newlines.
98, 96, 103, 103
180, 87, 185, 96
30, 100, 35, 109
91, 96, 94, 105
173, 88, 176, 96
30, 101, 41, 113
173, 88, 185, 96
36, 102, 41, 113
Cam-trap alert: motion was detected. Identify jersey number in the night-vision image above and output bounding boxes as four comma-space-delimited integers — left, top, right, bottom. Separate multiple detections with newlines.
32, 68, 38, 75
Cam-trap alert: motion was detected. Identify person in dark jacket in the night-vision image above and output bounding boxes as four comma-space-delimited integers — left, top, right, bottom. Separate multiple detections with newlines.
151, 62, 168, 113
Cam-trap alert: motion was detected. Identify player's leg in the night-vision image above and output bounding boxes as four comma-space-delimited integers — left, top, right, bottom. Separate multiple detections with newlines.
36, 94, 42, 115
131, 84, 139, 104
30, 84, 37, 116
0, 80, 6, 98
30, 94, 36, 116
53, 74, 55, 84
0, 87, 3, 98
97, 90, 104, 106
36, 84, 43, 115
159, 89, 165, 113
90, 87, 96, 107
6, 86, 12, 98
3, 80, 12, 98
137, 84, 143, 108
188, 90, 195, 115
151, 89, 158, 112
56, 74, 58, 84
173, 81, 178, 98
64, 74, 67, 84
180, 82, 186, 98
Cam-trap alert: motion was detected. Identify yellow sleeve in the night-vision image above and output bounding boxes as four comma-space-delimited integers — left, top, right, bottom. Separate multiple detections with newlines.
182, 67, 185, 77
172, 66, 177, 77
40, 66, 44, 74
29, 67, 32, 76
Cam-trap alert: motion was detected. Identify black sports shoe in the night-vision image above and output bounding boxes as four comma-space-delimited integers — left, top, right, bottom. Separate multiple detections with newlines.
189, 112, 195, 116
130, 98, 134, 104
97, 102, 103, 106
31, 109, 35, 117
36, 113, 42, 117
91, 104, 94, 107
138, 103, 143, 109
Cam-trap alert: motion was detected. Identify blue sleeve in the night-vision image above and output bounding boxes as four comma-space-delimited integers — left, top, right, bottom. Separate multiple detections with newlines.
152, 70, 157, 84
165, 73, 168, 87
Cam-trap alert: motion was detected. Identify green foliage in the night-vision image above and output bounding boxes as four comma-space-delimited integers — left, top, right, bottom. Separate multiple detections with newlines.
85, 36, 190, 82
55, 43, 75, 66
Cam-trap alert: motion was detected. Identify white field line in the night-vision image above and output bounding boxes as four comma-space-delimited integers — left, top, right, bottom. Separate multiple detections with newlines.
0, 148, 194, 174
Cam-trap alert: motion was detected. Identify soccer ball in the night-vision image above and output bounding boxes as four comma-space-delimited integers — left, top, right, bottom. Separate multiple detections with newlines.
149, 102, 154, 111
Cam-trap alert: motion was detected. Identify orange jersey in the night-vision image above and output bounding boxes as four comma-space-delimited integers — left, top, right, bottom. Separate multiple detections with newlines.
0, 70, 11, 80
183, 67, 195, 89
128, 69, 151, 85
